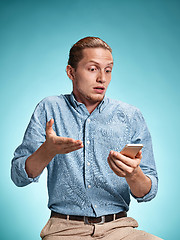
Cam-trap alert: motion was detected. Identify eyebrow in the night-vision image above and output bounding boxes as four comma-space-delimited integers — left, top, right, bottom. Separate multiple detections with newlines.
87, 60, 114, 66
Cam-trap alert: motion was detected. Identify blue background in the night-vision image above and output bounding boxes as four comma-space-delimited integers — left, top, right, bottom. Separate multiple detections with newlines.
1, 0, 179, 239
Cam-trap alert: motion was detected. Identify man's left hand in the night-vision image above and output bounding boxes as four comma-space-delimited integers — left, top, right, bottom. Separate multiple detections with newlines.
107, 150, 142, 179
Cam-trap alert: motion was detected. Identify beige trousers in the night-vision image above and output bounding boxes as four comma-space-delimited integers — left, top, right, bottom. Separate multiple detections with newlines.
40, 216, 163, 240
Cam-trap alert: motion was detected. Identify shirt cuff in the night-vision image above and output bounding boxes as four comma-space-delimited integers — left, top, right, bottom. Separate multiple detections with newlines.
23, 157, 40, 182
131, 174, 158, 202
12, 156, 40, 187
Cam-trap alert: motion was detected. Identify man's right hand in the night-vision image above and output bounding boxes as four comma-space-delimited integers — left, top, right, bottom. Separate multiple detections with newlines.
45, 119, 83, 156
25, 118, 83, 178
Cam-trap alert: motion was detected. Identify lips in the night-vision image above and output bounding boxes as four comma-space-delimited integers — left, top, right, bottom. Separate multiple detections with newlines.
93, 86, 105, 90
93, 86, 105, 94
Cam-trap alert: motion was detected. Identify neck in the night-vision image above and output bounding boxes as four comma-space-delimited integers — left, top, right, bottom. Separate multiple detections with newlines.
72, 92, 101, 114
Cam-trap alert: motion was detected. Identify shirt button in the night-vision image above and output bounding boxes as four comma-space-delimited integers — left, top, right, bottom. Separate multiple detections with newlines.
94, 205, 97, 208
88, 185, 91, 188
87, 162, 90, 166
87, 140, 90, 144
87, 119, 91, 123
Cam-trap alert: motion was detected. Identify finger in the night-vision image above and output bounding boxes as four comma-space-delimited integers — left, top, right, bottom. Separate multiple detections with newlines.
63, 144, 84, 154
109, 151, 140, 168
107, 156, 125, 177
61, 141, 83, 149
109, 151, 133, 166
108, 154, 134, 174
54, 136, 83, 146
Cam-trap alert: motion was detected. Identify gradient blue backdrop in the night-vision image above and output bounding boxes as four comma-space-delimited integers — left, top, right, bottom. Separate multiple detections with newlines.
1, 0, 179, 239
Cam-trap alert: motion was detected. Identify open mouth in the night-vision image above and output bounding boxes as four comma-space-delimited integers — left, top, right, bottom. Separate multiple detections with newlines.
94, 87, 105, 90
93, 87, 105, 94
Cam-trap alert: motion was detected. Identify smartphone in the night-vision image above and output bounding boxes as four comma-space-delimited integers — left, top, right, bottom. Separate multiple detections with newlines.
120, 144, 143, 158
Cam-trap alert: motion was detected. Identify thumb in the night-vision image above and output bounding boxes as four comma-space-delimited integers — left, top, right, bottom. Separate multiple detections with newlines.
46, 118, 55, 135
135, 150, 142, 159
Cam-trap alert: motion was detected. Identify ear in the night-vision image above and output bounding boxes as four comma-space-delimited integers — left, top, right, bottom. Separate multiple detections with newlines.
66, 65, 75, 81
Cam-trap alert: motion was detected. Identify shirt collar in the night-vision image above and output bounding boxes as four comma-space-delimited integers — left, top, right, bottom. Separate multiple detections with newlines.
69, 92, 109, 113
69, 92, 83, 109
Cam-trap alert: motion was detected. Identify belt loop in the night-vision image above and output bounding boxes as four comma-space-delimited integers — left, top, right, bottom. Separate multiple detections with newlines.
67, 215, 69, 221
113, 214, 116, 221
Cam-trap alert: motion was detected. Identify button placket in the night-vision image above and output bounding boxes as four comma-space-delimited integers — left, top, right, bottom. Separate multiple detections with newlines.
84, 117, 93, 191
83, 115, 101, 216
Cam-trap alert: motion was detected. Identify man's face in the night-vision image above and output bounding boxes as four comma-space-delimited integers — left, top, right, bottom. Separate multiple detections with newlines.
71, 48, 113, 105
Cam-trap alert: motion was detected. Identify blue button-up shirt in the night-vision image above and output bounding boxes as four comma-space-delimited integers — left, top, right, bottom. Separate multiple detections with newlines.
11, 93, 158, 217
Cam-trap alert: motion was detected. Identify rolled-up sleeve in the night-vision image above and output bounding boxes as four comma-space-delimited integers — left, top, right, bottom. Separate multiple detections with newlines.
130, 109, 158, 202
11, 101, 47, 187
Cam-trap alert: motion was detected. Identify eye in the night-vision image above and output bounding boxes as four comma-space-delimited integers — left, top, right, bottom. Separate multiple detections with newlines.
89, 66, 97, 72
105, 68, 112, 73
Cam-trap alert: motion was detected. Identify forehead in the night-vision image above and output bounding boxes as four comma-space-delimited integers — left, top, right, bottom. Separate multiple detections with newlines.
80, 48, 113, 65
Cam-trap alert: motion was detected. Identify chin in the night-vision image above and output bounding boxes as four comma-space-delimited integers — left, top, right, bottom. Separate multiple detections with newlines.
87, 94, 105, 103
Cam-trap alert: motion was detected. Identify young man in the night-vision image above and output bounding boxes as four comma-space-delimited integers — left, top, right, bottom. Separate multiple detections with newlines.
11, 37, 162, 239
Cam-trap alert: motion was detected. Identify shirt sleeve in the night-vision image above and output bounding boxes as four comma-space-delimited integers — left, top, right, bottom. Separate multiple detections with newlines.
11, 101, 47, 187
130, 109, 158, 202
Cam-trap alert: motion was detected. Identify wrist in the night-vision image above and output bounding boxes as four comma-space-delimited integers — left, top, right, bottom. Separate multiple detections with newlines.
125, 167, 152, 198
42, 141, 56, 160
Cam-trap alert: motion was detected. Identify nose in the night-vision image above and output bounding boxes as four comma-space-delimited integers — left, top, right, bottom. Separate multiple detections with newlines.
97, 70, 106, 83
